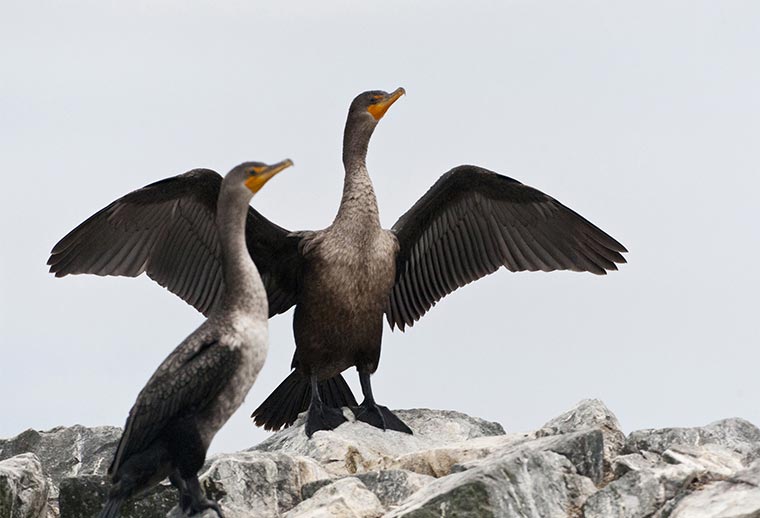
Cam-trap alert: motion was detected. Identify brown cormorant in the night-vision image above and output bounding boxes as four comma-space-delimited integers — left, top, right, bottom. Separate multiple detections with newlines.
49, 88, 627, 437
97, 159, 292, 518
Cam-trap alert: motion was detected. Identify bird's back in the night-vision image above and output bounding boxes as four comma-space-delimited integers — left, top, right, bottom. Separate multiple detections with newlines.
109, 316, 265, 477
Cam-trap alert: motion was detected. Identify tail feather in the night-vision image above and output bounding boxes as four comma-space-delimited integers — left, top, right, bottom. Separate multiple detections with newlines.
272, 377, 300, 430
252, 371, 357, 431
318, 374, 357, 411
99, 498, 124, 518
321, 374, 357, 409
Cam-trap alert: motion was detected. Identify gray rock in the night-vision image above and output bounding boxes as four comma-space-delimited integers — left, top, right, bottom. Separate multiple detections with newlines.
393, 434, 528, 478
585, 443, 752, 518
611, 451, 662, 477
625, 418, 760, 463
59, 474, 176, 518
253, 408, 504, 477
300, 479, 335, 501
57, 448, 330, 518
613, 444, 745, 479
354, 470, 433, 508
386, 449, 596, 518
668, 459, 760, 518
537, 429, 604, 485
0, 425, 121, 500
392, 410, 505, 440
283, 477, 384, 518
8, 403, 760, 518
451, 429, 604, 485
0, 453, 49, 518
302, 470, 434, 509
583, 463, 696, 518
540, 399, 625, 479
189, 451, 329, 517
662, 444, 745, 477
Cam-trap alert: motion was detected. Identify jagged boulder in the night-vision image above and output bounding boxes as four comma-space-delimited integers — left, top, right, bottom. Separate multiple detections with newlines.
191, 451, 329, 517
582, 419, 760, 518
582, 462, 697, 518
0, 425, 119, 518
60, 474, 176, 518
0, 424, 120, 505
302, 470, 435, 509
386, 448, 596, 517
4, 403, 760, 518
352, 470, 434, 508
625, 418, 760, 462
0, 453, 49, 518
667, 459, 760, 518
284, 478, 384, 518
540, 398, 626, 479
252, 408, 505, 477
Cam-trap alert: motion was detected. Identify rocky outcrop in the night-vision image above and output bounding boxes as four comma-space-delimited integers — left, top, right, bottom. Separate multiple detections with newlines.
0, 425, 120, 518
284, 478, 384, 518
624, 418, 760, 462
387, 448, 597, 517
251, 408, 505, 479
2, 400, 760, 517
0, 453, 49, 518
0, 425, 121, 492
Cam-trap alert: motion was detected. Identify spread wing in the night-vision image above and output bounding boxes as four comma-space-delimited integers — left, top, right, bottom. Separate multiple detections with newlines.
47, 169, 301, 317
388, 165, 628, 330
109, 339, 240, 477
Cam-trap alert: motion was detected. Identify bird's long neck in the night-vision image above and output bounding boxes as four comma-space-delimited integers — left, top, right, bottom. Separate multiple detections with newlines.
335, 117, 380, 228
215, 188, 267, 318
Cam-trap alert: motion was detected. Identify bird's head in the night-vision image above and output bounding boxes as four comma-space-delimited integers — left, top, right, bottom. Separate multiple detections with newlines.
225, 159, 294, 199
348, 87, 406, 125
343, 88, 405, 165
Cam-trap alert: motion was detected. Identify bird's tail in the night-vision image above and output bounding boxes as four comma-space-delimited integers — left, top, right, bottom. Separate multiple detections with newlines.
252, 371, 357, 431
98, 497, 124, 518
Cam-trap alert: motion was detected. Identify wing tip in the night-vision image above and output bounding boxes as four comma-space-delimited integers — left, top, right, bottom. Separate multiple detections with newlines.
48, 260, 67, 277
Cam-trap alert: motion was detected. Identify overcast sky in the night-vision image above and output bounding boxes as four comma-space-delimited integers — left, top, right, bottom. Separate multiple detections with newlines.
1, 1, 759, 454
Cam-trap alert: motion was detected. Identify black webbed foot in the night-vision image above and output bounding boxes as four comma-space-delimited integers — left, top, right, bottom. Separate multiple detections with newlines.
351, 402, 413, 434
352, 369, 413, 434
304, 374, 349, 437
183, 476, 224, 518
188, 498, 224, 518
180, 492, 192, 514
305, 403, 348, 437
169, 470, 193, 513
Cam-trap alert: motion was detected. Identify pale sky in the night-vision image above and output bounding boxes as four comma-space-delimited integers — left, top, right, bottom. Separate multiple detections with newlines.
1, 1, 759, 454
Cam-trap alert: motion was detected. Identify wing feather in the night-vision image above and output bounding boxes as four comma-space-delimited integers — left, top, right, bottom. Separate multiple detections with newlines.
110, 340, 240, 477
388, 165, 627, 329
48, 169, 302, 317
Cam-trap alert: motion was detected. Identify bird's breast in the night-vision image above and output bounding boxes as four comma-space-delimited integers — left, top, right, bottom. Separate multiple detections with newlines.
198, 322, 267, 447
306, 230, 397, 310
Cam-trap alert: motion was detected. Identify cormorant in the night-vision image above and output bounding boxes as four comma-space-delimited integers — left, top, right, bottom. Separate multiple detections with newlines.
96, 159, 292, 518
49, 88, 627, 437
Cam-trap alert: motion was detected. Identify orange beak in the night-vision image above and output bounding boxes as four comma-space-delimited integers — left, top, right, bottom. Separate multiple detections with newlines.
367, 87, 406, 121
245, 159, 294, 194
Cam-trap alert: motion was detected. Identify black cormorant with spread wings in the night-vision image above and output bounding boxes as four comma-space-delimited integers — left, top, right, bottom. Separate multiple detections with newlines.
96, 159, 292, 518
49, 88, 626, 437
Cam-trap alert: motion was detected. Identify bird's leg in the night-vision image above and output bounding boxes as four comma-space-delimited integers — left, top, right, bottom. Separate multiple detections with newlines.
183, 475, 224, 518
169, 469, 192, 512
305, 373, 348, 437
351, 370, 413, 434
